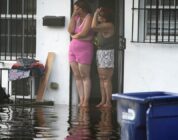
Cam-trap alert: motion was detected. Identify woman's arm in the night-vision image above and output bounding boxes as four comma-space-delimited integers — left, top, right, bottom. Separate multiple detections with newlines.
68, 16, 76, 35
92, 8, 113, 32
71, 15, 93, 39
68, 8, 78, 35
91, 8, 100, 31
94, 22, 113, 32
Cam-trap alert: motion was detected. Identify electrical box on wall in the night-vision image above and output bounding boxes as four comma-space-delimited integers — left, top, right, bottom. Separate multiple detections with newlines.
43, 16, 65, 27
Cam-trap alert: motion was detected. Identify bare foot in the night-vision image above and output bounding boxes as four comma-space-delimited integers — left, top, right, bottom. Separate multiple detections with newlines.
102, 103, 112, 108
81, 103, 89, 107
78, 101, 84, 107
96, 102, 105, 108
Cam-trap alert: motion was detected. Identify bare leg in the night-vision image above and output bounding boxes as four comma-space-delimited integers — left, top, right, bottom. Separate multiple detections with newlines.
97, 68, 113, 108
103, 69, 113, 108
70, 62, 84, 106
96, 68, 106, 107
78, 64, 91, 107
103, 79, 112, 108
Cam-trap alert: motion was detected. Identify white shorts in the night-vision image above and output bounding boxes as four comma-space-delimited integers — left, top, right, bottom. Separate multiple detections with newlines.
96, 49, 114, 68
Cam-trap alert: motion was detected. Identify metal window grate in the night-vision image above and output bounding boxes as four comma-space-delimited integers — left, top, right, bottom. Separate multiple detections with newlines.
0, 0, 36, 61
132, 0, 178, 43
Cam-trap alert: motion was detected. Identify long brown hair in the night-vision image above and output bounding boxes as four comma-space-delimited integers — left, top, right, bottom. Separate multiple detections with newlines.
98, 7, 114, 23
74, 0, 92, 14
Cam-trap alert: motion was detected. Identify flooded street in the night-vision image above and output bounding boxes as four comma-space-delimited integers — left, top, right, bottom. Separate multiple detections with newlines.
0, 104, 120, 140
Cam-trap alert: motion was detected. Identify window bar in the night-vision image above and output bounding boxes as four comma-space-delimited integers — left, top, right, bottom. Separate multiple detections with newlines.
0, 12, 2, 59
131, 0, 135, 42
177, 3, 178, 42
155, 0, 159, 42
143, 0, 146, 42
32, 0, 36, 57
21, 0, 24, 58
15, 0, 18, 59
4, 10, 7, 60
10, 7, 13, 60
31, 0, 35, 58
26, 0, 29, 57
149, 0, 153, 42
137, 0, 141, 42
168, 0, 171, 42
174, 0, 177, 42
162, 0, 165, 42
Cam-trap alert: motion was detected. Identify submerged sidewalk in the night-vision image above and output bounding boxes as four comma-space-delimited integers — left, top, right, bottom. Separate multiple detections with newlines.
0, 104, 120, 140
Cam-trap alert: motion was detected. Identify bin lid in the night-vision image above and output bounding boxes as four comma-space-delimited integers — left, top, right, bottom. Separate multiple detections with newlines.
112, 91, 178, 104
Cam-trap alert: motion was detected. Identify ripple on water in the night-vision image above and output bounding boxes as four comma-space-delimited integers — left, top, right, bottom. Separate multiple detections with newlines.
0, 104, 120, 139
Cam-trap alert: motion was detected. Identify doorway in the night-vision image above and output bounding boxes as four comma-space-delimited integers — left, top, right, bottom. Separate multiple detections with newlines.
70, 0, 125, 104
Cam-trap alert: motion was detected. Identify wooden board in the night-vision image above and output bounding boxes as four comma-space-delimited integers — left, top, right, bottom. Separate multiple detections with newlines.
36, 52, 55, 102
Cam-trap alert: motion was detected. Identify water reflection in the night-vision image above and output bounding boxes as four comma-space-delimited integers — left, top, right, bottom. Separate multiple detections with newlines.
66, 106, 120, 140
0, 106, 34, 139
0, 104, 120, 140
34, 107, 59, 138
65, 107, 92, 140
0, 105, 66, 139
96, 108, 113, 140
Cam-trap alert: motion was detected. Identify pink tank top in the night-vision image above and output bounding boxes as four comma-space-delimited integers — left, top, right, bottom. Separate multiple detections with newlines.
74, 14, 93, 41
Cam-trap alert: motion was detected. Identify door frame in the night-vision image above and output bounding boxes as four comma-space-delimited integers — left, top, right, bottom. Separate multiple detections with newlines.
114, 0, 126, 93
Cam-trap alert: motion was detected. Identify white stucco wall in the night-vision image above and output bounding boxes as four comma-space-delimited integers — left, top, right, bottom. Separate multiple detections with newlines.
36, 0, 71, 104
124, 0, 178, 93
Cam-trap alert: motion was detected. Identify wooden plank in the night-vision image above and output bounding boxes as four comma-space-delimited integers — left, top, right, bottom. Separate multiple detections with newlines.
36, 52, 55, 102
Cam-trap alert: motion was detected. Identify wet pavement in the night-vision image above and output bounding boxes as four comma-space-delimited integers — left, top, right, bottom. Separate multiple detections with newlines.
0, 104, 120, 140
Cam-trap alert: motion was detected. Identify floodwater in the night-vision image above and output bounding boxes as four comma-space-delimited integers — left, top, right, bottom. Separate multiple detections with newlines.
0, 104, 120, 140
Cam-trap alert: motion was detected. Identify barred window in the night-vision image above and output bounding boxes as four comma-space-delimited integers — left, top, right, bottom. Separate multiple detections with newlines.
0, 0, 36, 61
132, 0, 178, 43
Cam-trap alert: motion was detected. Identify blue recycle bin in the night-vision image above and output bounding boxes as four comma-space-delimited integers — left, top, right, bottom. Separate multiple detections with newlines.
112, 91, 178, 140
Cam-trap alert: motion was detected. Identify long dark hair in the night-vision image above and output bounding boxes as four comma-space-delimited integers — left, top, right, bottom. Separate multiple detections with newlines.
74, 0, 92, 13
98, 7, 114, 23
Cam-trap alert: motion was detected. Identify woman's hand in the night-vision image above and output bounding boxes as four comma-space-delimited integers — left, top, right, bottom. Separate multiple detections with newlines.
71, 34, 78, 39
72, 5, 80, 17
72, 9, 77, 17
92, 8, 101, 30
94, 8, 101, 15
68, 6, 79, 34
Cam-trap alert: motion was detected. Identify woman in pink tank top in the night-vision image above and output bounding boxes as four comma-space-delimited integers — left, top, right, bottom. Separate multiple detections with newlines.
68, 0, 94, 107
